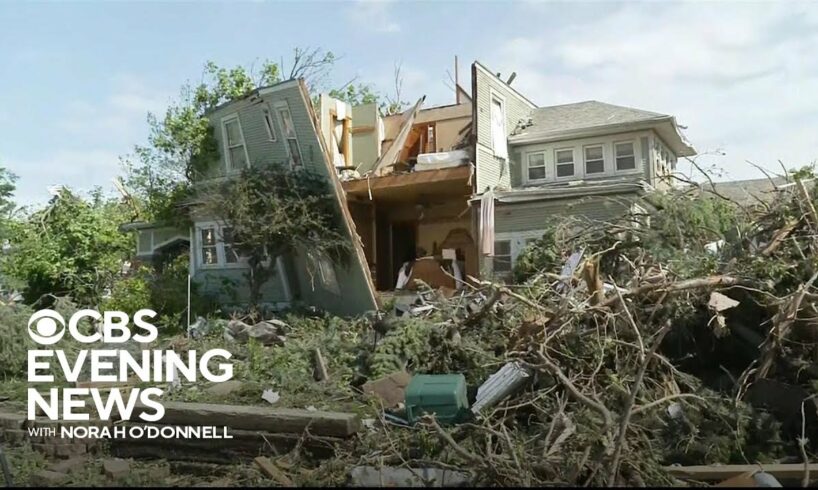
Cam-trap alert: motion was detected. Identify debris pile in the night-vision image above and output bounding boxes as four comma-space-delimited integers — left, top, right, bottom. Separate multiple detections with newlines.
321, 176, 818, 486
3, 176, 818, 487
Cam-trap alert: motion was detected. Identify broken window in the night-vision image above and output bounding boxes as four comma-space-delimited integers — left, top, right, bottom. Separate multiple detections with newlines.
221, 227, 241, 264
490, 95, 508, 160
527, 153, 546, 181
584, 145, 604, 174
222, 116, 248, 172
555, 148, 575, 178
277, 105, 302, 169
318, 255, 340, 294
200, 227, 219, 266
493, 240, 512, 274
197, 223, 246, 268
615, 141, 636, 171
262, 107, 276, 142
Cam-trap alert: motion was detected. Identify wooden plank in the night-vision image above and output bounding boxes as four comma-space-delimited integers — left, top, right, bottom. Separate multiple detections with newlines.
132, 401, 360, 438
110, 424, 339, 463
254, 457, 294, 486
665, 463, 818, 481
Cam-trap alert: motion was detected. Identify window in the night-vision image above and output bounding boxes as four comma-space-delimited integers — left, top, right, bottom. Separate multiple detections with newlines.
555, 148, 575, 178
493, 240, 512, 274
277, 105, 302, 169
197, 223, 246, 268
318, 255, 340, 294
584, 145, 604, 174
527, 153, 546, 181
222, 116, 248, 172
200, 227, 219, 265
221, 227, 241, 264
615, 141, 636, 171
490, 95, 508, 160
262, 107, 276, 142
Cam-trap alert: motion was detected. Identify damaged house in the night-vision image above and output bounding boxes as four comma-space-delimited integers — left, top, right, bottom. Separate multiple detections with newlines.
323, 61, 695, 292
121, 79, 377, 316
121, 61, 695, 314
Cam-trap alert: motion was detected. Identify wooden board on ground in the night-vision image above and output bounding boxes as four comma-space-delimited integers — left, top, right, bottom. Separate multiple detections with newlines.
132, 401, 361, 438
109, 425, 339, 463
665, 463, 818, 481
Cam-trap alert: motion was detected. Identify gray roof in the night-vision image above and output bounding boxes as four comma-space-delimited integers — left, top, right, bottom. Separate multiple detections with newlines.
509, 100, 696, 156
516, 100, 669, 137
701, 177, 788, 205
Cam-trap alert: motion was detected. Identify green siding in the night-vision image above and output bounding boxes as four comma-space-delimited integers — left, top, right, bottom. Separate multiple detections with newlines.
494, 194, 637, 233
473, 63, 535, 193
190, 81, 377, 316
194, 267, 288, 307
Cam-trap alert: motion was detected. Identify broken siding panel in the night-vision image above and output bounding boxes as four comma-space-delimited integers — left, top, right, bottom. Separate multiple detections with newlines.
494, 195, 636, 233
473, 65, 535, 193
351, 103, 380, 173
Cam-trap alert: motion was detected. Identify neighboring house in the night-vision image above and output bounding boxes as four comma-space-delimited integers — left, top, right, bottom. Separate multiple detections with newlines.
121, 60, 696, 313
121, 79, 377, 316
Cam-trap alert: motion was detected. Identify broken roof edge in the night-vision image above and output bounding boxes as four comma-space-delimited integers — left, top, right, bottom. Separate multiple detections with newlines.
119, 221, 159, 232
369, 96, 426, 174
472, 60, 538, 109
204, 78, 302, 116
475, 179, 649, 203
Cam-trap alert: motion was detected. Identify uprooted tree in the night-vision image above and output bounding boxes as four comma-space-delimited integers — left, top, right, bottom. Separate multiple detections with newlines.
200, 164, 351, 308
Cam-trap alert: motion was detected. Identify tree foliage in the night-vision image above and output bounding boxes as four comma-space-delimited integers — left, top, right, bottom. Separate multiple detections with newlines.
121, 49, 386, 224
201, 164, 351, 306
2, 189, 132, 306
0, 165, 17, 243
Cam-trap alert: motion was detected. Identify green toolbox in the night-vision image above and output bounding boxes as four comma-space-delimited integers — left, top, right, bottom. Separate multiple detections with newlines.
404, 374, 469, 425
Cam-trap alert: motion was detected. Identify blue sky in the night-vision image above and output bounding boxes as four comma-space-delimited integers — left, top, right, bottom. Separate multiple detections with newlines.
1, 0, 817, 207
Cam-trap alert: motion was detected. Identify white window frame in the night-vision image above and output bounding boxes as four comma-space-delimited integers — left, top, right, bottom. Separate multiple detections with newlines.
262, 105, 277, 142
493, 230, 547, 275
489, 91, 508, 160
583, 144, 605, 175
554, 147, 576, 180
614, 140, 637, 172
221, 114, 251, 173
525, 151, 547, 183
195, 221, 248, 269
275, 101, 303, 170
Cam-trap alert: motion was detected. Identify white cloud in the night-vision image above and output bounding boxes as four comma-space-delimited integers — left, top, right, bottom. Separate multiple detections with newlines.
486, 1, 818, 180
57, 75, 170, 145
8, 149, 123, 208
8, 75, 171, 207
348, 0, 401, 33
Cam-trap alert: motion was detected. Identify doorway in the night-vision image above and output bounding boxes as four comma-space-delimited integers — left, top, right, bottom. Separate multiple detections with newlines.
390, 221, 417, 289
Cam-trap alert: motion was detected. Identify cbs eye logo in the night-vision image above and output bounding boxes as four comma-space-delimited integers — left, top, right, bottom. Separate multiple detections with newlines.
28, 310, 66, 345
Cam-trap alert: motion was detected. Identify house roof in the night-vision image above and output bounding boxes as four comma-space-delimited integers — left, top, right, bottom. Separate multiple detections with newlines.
509, 100, 696, 157
525, 101, 666, 134
205, 78, 300, 116
697, 177, 789, 205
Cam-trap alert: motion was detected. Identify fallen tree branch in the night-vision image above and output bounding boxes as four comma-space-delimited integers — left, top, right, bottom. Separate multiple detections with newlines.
607, 320, 674, 485
596, 275, 747, 310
